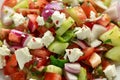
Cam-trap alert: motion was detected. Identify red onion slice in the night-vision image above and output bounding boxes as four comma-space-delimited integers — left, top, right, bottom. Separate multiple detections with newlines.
65, 71, 78, 80
64, 63, 81, 74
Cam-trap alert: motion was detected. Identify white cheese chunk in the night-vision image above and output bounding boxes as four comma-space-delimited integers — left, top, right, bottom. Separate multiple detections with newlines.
15, 47, 32, 70
0, 45, 10, 56
75, 26, 92, 40
12, 13, 25, 26
51, 11, 66, 27
92, 24, 107, 39
65, 48, 84, 62
103, 65, 117, 80
89, 53, 101, 68
42, 31, 54, 47
27, 37, 44, 49
29, 79, 36, 80
90, 11, 96, 19
36, 16, 45, 26
0, 55, 6, 69
90, 39, 102, 47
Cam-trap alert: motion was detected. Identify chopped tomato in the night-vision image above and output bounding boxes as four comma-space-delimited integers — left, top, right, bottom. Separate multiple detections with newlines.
30, 48, 51, 59
85, 22, 95, 29
78, 47, 95, 61
10, 71, 26, 80
4, 54, 18, 75
27, 14, 38, 32
16, 8, 40, 16
29, 0, 48, 11
106, 23, 116, 31
81, 0, 97, 18
67, 43, 79, 49
3, 0, 17, 7
102, 59, 110, 70
37, 26, 48, 37
44, 72, 62, 80
8, 32, 21, 43
66, 6, 87, 26
96, 14, 111, 27
0, 28, 10, 40
49, 27, 56, 36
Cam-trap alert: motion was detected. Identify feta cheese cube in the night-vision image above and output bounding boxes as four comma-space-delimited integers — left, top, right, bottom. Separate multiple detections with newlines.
90, 11, 96, 19
0, 45, 10, 56
27, 37, 44, 49
103, 65, 117, 80
89, 53, 101, 68
36, 16, 45, 26
0, 55, 6, 69
75, 26, 92, 40
42, 31, 54, 47
65, 48, 84, 62
90, 39, 102, 47
15, 47, 32, 70
12, 13, 25, 26
29, 79, 36, 80
92, 24, 107, 39
51, 11, 66, 27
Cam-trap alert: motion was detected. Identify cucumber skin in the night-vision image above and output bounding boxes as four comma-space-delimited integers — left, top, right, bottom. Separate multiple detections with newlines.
56, 17, 75, 36
48, 41, 69, 54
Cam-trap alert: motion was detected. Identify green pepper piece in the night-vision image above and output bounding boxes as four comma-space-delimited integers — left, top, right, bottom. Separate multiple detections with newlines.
50, 56, 68, 68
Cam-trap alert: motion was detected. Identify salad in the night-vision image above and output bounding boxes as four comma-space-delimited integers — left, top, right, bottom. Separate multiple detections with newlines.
0, 0, 120, 80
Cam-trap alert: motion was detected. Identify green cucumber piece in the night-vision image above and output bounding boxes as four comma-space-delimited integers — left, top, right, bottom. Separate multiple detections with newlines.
48, 41, 69, 54
56, 30, 75, 42
56, 17, 74, 36
78, 67, 87, 80
100, 26, 120, 46
46, 65, 62, 75
13, 0, 29, 10
105, 46, 120, 62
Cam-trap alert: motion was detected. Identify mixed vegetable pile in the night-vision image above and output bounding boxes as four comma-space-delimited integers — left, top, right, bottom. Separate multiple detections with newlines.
0, 0, 120, 80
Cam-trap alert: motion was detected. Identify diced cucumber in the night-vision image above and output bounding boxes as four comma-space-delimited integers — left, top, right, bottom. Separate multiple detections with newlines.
105, 46, 120, 62
78, 67, 87, 80
48, 41, 69, 54
46, 65, 62, 75
103, 0, 111, 7
100, 26, 120, 46
56, 17, 74, 36
56, 30, 75, 42
13, 0, 29, 10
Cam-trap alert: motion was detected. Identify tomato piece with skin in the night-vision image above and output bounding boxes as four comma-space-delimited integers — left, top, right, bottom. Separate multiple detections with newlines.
10, 71, 26, 80
8, 32, 22, 43
102, 59, 110, 70
3, 0, 17, 7
81, 0, 97, 18
78, 47, 95, 61
4, 54, 18, 75
96, 14, 111, 27
44, 72, 62, 80
29, 0, 48, 11
106, 23, 116, 31
67, 43, 79, 49
30, 48, 51, 59
27, 14, 38, 32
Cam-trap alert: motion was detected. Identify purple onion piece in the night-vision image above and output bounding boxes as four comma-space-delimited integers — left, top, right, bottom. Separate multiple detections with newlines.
64, 63, 81, 74
64, 71, 78, 80
41, 9, 54, 20
41, 2, 63, 20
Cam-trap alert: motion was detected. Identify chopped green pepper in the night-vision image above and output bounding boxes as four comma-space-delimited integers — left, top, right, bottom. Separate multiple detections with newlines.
50, 56, 68, 68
